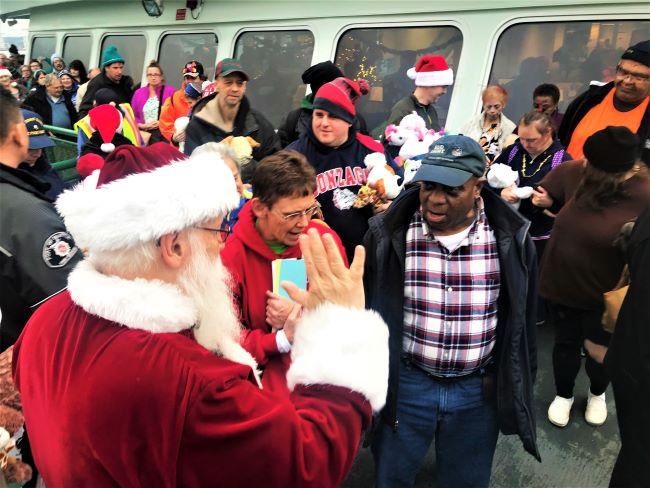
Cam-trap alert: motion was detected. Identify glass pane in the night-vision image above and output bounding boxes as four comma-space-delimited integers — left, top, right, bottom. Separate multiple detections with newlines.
335, 26, 463, 136
63, 36, 92, 69
158, 32, 218, 90
489, 19, 649, 123
31, 37, 56, 66
234, 30, 315, 127
100, 35, 146, 85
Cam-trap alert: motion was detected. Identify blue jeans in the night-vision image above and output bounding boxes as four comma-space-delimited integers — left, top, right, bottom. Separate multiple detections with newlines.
372, 360, 499, 488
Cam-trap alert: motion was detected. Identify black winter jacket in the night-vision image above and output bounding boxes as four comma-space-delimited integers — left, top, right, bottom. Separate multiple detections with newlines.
183, 94, 281, 182
22, 89, 78, 127
0, 165, 80, 350
77, 71, 134, 118
363, 185, 540, 460
558, 81, 649, 155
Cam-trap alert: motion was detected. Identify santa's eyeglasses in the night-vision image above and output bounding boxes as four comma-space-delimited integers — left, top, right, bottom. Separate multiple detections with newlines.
194, 224, 231, 241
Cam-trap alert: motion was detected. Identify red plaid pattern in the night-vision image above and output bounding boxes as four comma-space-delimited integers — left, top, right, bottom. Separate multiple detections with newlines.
403, 201, 500, 376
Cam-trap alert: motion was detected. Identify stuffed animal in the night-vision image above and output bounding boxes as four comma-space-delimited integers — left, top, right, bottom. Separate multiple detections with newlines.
364, 152, 402, 200
173, 116, 190, 153
486, 163, 533, 209
221, 135, 260, 166
399, 111, 427, 140
384, 124, 410, 147
402, 158, 422, 185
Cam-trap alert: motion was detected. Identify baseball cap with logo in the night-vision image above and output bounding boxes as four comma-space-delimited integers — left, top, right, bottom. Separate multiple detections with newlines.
182, 61, 204, 79
21, 109, 55, 150
411, 134, 486, 187
215, 58, 249, 81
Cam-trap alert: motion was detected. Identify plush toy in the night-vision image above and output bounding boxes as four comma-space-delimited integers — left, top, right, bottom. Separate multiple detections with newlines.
221, 135, 260, 166
486, 163, 533, 209
173, 116, 190, 153
384, 124, 410, 147
399, 111, 427, 140
365, 152, 402, 200
402, 158, 422, 185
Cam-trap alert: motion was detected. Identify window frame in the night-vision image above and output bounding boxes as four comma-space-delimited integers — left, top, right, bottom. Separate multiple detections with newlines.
29, 34, 57, 61
62, 33, 93, 67
98, 31, 148, 81
232, 25, 315, 59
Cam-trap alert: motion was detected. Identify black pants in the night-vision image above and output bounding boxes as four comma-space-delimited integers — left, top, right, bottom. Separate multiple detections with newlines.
549, 302, 611, 398
534, 239, 548, 323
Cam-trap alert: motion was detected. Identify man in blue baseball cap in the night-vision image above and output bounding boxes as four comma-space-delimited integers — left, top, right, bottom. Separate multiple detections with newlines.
19, 109, 68, 200
364, 134, 540, 487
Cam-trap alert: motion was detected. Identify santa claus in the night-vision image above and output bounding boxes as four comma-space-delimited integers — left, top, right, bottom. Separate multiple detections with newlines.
12, 143, 389, 486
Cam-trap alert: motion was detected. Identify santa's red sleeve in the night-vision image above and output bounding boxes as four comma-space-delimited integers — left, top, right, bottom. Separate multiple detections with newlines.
179, 303, 389, 487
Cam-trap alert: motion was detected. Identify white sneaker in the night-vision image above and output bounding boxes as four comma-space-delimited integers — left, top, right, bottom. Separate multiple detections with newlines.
585, 391, 607, 426
548, 396, 574, 427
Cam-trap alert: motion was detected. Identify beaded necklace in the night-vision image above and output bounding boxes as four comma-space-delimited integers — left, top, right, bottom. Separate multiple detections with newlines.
521, 153, 552, 178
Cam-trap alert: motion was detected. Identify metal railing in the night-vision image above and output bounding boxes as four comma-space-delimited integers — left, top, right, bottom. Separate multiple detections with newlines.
43, 124, 79, 183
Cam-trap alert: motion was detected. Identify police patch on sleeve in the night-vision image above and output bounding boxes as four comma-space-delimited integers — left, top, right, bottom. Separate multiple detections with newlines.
42, 232, 78, 268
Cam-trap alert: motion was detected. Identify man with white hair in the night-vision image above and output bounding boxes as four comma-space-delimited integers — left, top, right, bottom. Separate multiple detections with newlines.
12, 142, 389, 486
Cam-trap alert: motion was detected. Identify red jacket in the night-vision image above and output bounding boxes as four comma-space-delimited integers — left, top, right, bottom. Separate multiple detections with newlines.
13, 260, 389, 487
221, 201, 348, 394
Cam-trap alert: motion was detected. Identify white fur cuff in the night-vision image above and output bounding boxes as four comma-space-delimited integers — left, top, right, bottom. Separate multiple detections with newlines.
287, 303, 389, 412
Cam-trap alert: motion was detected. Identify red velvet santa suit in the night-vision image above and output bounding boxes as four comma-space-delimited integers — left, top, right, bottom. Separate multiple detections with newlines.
13, 260, 389, 487
221, 202, 348, 395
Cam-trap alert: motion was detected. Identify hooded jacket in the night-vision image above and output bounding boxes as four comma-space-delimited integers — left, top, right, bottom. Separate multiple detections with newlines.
158, 88, 191, 142
287, 126, 397, 261
183, 94, 281, 182
363, 185, 540, 460
220, 201, 347, 394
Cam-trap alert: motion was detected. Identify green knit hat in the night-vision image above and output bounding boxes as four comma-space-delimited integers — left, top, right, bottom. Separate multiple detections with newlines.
101, 45, 125, 68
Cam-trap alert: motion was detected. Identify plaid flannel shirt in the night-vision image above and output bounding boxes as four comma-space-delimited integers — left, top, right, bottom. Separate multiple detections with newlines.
403, 200, 500, 377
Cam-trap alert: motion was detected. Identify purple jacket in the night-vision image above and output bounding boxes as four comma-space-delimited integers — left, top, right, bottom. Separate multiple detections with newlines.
131, 84, 176, 124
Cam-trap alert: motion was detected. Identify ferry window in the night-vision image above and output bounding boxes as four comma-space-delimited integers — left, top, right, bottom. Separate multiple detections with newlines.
233, 30, 315, 127
63, 35, 91, 69
31, 37, 56, 67
158, 33, 218, 89
489, 19, 649, 123
335, 26, 463, 136
101, 35, 146, 84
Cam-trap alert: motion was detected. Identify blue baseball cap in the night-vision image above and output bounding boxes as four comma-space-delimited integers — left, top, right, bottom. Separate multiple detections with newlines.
411, 134, 486, 187
21, 109, 55, 150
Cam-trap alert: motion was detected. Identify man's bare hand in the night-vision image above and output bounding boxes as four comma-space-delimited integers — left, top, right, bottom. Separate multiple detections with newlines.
500, 185, 520, 204
282, 229, 365, 310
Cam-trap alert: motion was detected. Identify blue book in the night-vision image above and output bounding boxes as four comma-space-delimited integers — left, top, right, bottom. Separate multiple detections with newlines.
272, 258, 307, 300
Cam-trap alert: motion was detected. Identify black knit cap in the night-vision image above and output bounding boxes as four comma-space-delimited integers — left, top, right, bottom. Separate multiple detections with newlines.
583, 126, 639, 173
621, 40, 649, 67
302, 61, 343, 95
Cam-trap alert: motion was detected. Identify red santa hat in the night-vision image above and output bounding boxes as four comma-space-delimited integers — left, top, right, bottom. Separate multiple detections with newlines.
407, 55, 454, 87
88, 104, 122, 153
57, 142, 240, 252
312, 77, 370, 124
76, 153, 105, 179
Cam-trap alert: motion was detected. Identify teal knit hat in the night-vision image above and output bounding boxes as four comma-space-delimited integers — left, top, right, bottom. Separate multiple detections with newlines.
101, 45, 125, 68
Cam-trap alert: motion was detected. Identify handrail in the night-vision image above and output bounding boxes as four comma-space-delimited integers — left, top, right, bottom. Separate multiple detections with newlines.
43, 124, 77, 138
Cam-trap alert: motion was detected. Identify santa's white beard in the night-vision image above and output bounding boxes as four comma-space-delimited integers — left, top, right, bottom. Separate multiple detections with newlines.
178, 237, 261, 385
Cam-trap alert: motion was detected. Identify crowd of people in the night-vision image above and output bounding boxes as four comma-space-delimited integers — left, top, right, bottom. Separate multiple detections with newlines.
0, 36, 648, 487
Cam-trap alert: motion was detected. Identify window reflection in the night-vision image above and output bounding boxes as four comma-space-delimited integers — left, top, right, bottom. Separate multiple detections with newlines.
31, 37, 56, 66
158, 33, 218, 89
335, 26, 463, 136
489, 20, 649, 122
63, 36, 92, 69
234, 30, 315, 128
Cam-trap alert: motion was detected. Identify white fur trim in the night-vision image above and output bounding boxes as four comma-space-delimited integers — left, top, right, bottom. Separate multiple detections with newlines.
68, 259, 198, 333
56, 152, 240, 252
411, 68, 453, 87
287, 304, 389, 412
100, 142, 115, 153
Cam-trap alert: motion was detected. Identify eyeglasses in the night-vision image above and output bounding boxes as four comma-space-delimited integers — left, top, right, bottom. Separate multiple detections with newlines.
146, 73, 162, 78
274, 203, 321, 223
616, 66, 650, 83
194, 224, 231, 241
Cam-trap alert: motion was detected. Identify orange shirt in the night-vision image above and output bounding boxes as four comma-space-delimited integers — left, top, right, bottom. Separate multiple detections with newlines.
158, 89, 191, 141
567, 87, 649, 160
